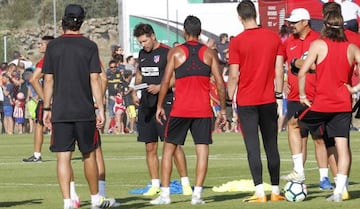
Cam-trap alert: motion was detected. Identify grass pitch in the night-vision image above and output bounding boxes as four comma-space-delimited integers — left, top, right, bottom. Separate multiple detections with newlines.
0, 131, 359, 209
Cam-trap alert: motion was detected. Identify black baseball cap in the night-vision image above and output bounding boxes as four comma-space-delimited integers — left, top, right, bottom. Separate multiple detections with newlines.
64, 4, 85, 20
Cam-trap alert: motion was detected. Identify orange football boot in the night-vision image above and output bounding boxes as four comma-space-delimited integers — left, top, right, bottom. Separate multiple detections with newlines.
270, 193, 285, 201
243, 194, 267, 203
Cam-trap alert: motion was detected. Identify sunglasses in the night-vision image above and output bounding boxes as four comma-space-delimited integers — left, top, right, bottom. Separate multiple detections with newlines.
289, 20, 302, 25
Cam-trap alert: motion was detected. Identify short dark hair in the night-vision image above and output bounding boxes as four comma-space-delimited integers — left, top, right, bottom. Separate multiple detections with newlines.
62, 17, 83, 31
108, 59, 117, 67
113, 54, 124, 63
126, 55, 134, 63
237, 0, 257, 21
133, 23, 155, 38
184, 15, 201, 37
219, 33, 228, 40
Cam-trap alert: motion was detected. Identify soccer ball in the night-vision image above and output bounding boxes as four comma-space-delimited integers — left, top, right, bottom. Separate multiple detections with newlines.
283, 181, 307, 202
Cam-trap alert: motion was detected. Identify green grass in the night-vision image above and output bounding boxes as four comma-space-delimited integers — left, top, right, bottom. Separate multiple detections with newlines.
0, 131, 359, 209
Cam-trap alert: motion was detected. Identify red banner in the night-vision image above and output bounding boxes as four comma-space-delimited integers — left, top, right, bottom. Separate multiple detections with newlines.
258, 0, 287, 32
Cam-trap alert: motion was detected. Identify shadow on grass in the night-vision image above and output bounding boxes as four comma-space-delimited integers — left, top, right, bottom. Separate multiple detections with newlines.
0, 199, 42, 208
206, 192, 250, 203
348, 189, 360, 200
117, 194, 249, 208
306, 182, 360, 201
81, 196, 151, 209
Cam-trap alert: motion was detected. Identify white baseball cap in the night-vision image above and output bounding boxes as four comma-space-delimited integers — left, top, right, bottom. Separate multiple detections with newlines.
286, 8, 310, 22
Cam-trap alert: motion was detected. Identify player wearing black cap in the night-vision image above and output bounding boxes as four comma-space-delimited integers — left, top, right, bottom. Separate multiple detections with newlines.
42, 4, 119, 209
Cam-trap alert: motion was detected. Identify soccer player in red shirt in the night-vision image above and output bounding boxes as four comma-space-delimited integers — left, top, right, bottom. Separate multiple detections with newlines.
298, 10, 360, 202
152, 15, 226, 205
227, 0, 285, 203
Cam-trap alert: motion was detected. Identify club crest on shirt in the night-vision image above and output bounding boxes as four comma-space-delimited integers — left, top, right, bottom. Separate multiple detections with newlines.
153, 55, 160, 63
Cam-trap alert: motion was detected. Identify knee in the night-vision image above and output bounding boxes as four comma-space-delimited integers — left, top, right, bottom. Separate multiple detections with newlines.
145, 143, 157, 154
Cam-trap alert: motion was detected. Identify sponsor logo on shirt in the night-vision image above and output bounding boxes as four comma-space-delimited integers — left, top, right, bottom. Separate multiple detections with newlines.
141, 67, 160, 76
290, 46, 297, 51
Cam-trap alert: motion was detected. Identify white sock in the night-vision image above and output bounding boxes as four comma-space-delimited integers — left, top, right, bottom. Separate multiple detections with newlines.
272, 185, 280, 194
151, 179, 160, 188
335, 175, 349, 193
334, 174, 347, 195
70, 181, 78, 200
255, 184, 265, 196
160, 187, 170, 197
193, 186, 203, 197
91, 193, 101, 205
292, 153, 304, 174
63, 199, 71, 208
319, 168, 328, 181
181, 176, 190, 185
99, 180, 106, 197
34, 152, 41, 159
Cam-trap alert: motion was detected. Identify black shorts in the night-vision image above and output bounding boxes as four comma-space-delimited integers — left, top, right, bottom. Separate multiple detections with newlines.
165, 117, 213, 145
50, 121, 99, 153
35, 100, 44, 125
137, 102, 172, 143
323, 130, 335, 148
298, 110, 351, 139
288, 101, 310, 138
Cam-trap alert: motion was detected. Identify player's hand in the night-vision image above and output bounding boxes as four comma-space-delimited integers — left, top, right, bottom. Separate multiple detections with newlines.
218, 112, 227, 129
283, 81, 290, 96
147, 84, 160, 94
344, 83, 358, 94
43, 111, 52, 129
300, 97, 311, 107
96, 110, 105, 129
156, 107, 166, 125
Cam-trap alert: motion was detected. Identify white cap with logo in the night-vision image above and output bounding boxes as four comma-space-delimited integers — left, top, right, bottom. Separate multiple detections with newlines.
286, 8, 311, 22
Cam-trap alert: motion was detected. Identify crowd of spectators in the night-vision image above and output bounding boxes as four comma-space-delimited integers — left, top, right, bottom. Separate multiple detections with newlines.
0, 52, 38, 135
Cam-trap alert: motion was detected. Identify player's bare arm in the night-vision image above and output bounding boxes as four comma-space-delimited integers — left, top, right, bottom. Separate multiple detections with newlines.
156, 47, 179, 124
43, 73, 54, 129
275, 55, 284, 95
132, 69, 142, 105
345, 44, 360, 93
207, 47, 226, 126
90, 73, 105, 129
227, 64, 239, 101
298, 40, 323, 106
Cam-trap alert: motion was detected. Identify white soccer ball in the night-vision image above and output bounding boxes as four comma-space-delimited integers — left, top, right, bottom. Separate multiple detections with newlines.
283, 181, 307, 202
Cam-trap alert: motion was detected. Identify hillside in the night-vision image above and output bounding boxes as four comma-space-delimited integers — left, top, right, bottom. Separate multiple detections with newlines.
0, 0, 119, 65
